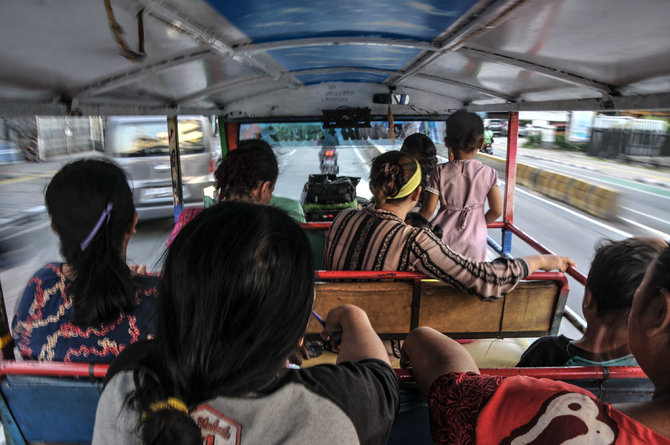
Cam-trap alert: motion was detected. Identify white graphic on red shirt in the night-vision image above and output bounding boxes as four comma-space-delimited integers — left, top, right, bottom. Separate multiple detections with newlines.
504, 392, 616, 445
191, 404, 242, 445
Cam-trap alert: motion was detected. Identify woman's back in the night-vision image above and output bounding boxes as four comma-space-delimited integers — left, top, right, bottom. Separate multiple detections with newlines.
96, 345, 396, 444
325, 206, 527, 301
12, 263, 158, 362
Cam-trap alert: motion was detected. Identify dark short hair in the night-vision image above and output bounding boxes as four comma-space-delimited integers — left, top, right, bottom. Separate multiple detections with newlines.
400, 133, 438, 197
642, 241, 670, 306
445, 110, 484, 153
586, 237, 666, 317
401, 133, 437, 159
215, 139, 278, 201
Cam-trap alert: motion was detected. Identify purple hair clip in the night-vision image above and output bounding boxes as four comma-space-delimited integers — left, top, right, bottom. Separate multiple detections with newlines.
80, 202, 113, 251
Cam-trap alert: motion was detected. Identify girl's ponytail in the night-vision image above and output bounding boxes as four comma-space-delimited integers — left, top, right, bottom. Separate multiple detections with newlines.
45, 159, 137, 326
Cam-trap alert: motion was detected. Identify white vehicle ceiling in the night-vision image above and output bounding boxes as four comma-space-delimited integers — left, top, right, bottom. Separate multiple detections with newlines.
0, 0, 669, 117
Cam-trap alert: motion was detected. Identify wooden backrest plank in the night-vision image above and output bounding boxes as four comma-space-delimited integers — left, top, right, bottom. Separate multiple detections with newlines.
307, 278, 562, 338
307, 281, 413, 334
502, 281, 560, 332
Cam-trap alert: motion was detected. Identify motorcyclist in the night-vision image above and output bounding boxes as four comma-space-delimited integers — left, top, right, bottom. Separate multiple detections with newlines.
482, 126, 494, 154
484, 127, 494, 145
319, 129, 339, 174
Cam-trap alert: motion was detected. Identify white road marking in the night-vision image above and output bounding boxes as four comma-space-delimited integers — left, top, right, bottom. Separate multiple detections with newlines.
622, 206, 670, 227
370, 142, 386, 154
354, 147, 371, 175
1, 219, 50, 241
620, 217, 670, 239
500, 180, 633, 238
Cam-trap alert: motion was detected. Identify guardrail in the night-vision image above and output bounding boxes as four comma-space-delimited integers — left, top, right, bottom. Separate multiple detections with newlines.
478, 153, 620, 220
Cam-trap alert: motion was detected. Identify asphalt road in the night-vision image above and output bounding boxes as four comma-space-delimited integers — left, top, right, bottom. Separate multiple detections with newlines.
1, 139, 669, 341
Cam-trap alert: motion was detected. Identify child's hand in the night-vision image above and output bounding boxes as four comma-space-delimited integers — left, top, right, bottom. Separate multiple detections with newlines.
321, 305, 352, 353
129, 264, 147, 275
287, 344, 310, 367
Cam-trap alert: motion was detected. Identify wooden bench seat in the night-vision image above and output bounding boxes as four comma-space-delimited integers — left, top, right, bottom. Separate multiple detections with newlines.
307, 271, 568, 339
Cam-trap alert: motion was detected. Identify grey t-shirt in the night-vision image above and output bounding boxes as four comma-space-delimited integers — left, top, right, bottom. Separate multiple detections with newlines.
93, 359, 398, 445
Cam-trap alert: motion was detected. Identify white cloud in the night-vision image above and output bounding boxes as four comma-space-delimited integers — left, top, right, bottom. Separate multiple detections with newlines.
254, 21, 289, 28
280, 7, 308, 14
354, 20, 430, 30
406, 1, 457, 17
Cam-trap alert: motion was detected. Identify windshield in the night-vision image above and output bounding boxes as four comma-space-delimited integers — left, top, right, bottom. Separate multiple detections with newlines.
110, 119, 205, 157
240, 121, 447, 201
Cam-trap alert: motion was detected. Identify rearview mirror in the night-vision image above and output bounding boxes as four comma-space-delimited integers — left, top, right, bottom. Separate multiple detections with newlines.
373, 94, 410, 105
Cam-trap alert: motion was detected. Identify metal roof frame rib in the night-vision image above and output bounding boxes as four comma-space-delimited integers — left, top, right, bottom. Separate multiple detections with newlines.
234, 37, 436, 54
385, 0, 521, 88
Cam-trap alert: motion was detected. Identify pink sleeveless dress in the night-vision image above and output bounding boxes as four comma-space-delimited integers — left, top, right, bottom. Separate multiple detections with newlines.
425, 160, 498, 261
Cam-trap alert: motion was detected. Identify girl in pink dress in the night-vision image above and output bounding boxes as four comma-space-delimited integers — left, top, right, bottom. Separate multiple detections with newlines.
420, 110, 502, 261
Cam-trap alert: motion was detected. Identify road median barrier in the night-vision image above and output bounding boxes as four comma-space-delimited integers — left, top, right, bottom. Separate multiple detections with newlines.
477, 153, 619, 220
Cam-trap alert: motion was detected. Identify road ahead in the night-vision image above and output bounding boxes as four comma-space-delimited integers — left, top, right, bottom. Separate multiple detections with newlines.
1, 140, 669, 339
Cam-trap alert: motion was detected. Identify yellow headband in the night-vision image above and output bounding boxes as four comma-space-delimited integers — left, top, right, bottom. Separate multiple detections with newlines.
141, 397, 189, 421
390, 160, 422, 200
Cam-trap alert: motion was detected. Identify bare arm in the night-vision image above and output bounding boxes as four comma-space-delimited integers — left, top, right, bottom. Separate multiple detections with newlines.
401, 327, 479, 399
419, 192, 439, 220
522, 255, 575, 274
322, 304, 389, 364
484, 184, 503, 224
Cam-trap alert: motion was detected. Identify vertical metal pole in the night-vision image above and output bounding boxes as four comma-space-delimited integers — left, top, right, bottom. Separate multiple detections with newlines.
167, 116, 183, 222
502, 112, 519, 255
226, 122, 239, 151
217, 115, 228, 159
0, 278, 15, 360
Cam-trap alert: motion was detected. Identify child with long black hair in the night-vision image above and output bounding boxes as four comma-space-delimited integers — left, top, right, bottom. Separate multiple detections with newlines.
12, 159, 158, 362
93, 202, 398, 444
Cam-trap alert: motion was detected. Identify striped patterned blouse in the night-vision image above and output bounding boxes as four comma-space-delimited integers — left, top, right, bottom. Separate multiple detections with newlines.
325, 208, 528, 301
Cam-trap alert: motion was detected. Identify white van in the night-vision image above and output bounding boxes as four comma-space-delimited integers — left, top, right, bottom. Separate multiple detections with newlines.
104, 116, 217, 220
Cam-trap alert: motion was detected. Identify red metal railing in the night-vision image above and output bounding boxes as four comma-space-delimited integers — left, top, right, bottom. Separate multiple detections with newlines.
395, 366, 647, 383
0, 361, 109, 378
0, 361, 646, 384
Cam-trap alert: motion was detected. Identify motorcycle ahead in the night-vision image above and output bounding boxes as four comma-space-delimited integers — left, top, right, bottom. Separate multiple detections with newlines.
480, 143, 494, 155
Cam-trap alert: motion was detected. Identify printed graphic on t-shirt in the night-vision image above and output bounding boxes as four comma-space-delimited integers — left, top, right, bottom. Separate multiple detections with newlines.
500, 391, 618, 444
192, 405, 242, 445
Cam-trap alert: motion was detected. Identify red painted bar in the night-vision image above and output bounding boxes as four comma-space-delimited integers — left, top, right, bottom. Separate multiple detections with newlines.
315, 269, 565, 283
395, 366, 647, 382
300, 222, 332, 231
505, 222, 587, 286
315, 270, 424, 280
0, 361, 646, 383
226, 122, 239, 150
0, 361, 109, 378
503, 112, 519, 224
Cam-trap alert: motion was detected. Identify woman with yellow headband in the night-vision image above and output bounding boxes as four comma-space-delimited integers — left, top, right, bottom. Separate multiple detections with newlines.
325, 151, 574, 301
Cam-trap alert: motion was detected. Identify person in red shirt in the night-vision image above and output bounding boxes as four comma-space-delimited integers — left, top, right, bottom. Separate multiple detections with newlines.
401, 242, 670, 444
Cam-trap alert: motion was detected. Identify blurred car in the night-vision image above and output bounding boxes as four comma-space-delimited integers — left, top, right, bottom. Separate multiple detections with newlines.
518, 124, 533, 137
485, 119, 508, 136
104, 116, 217, 220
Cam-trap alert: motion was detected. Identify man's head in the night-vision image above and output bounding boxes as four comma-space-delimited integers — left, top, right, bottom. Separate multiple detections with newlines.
628, 241, 670, 387
585, 237, 666, 320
